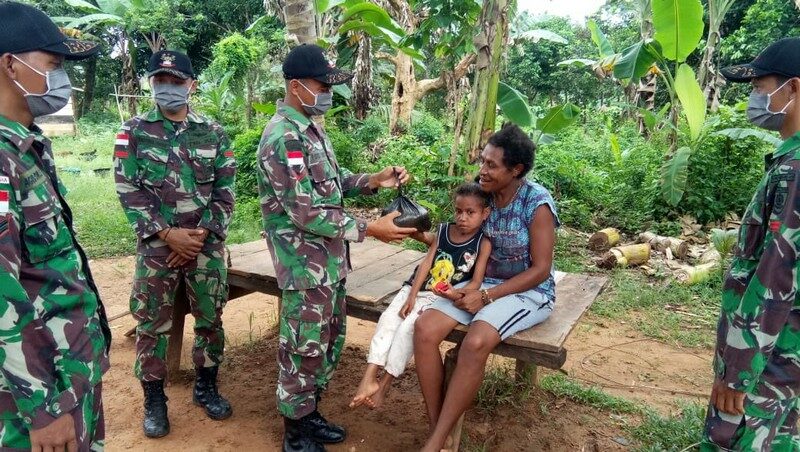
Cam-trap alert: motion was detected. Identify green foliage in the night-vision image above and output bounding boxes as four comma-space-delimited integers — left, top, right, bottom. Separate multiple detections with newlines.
232, 126, 264, 201
628, 403, 705, 452
652, 0, 704, 62
660, 146, 691, 207
207, 33, 263, 86
353, 115, 389, 146
674, 64, 706, 142
328, 124, 368, 172
411, 111, 445, 145
711, 228, 737, 257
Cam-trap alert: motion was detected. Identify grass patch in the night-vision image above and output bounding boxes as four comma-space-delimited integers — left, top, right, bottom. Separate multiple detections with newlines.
540, 373, 644, 414
628, 402, 705, 452
554, 229, 593, 273
590, 270, 721, 348
475, 362, 536, 413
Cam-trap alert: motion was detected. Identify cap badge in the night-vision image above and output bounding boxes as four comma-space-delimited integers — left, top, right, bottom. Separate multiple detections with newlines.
160, 54, 176, 68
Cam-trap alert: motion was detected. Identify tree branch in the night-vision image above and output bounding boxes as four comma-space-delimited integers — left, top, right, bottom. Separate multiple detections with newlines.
376, 51, 398, 65
415, 53, 476, 100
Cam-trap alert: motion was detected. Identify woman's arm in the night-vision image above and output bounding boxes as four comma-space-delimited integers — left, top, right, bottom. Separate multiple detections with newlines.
462, 237, 492, 291
486, 204, 555, 301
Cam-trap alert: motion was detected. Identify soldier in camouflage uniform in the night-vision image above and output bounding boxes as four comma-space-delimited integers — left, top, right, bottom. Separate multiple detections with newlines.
703, 38, 800, 451
258, 44, 416, 452
0, 3, 111, 450
114, 51, 236, 438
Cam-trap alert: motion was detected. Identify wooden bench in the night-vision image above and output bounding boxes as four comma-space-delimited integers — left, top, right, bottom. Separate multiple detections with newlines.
163, 239, 607, 449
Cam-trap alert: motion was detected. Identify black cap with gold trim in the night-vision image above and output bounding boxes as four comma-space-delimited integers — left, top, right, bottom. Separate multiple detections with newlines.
0, 2, 100, 60
147, 50, 195, 80
283, 44, 353, 85
722, 38, 800, 83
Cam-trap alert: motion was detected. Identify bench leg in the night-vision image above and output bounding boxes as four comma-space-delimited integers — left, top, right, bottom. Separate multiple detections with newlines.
514, 359, 538, 387
166, 284, 189, 383
444, 346, 466, 452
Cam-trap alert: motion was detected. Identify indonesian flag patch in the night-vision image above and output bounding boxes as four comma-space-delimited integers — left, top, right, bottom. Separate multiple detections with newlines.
0, 190, 9, 214
287, 150, 304, 167
115, 132, 130, 158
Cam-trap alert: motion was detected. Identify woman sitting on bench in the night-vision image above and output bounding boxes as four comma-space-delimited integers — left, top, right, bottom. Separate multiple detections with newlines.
414, 123, 560, 452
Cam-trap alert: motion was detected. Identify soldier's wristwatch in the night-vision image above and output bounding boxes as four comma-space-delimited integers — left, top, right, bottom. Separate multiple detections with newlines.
358, 221, 367, 232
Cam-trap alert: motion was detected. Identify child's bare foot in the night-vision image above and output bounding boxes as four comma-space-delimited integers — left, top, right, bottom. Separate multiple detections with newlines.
365, 384, 389, 409
350, 376, 380, 408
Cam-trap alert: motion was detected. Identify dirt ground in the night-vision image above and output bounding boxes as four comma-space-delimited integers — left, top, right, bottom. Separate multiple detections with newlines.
92, 256, 713, 451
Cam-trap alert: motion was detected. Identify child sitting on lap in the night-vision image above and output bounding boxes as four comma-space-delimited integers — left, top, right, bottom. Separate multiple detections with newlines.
350, 182, 492, 409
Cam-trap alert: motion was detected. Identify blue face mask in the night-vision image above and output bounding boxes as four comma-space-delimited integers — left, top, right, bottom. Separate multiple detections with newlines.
747, 79, 795, 131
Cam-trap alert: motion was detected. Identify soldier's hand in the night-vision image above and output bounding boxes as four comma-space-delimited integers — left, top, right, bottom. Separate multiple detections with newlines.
30, 414, 78, 452
163, 228, 204, 259
366, 211, 417, 242
167, 251, 193, 268
368, 166, 409, 189
711, 378, 746, 415
189, 228, 210, 242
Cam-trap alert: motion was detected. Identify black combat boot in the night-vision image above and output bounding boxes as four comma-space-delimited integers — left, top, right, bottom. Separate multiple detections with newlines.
193, 366, 232, 420
142, 380, 169, 438
307, 392, 346, 443
283, 416, 325, 452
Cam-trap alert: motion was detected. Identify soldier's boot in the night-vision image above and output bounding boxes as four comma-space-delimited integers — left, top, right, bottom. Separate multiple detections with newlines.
193, 366, 233, 420
309, 392, 346, 443
283, 416, 325, 452
142, 380, 170, 438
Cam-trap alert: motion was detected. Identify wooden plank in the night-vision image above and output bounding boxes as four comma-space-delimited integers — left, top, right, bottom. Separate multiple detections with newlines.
501, 273, 607, 352
228, 240, 267, 260
347, 249, 424, 293
350, 242, 408, 276
347, 259, 421, 304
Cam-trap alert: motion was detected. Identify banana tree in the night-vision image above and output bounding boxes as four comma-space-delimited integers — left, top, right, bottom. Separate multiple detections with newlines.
496, 81, 580, 145
609, 0, 707, 206
697, 0, 736, 111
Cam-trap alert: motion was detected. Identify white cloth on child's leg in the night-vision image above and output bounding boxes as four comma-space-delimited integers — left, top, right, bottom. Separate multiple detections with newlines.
366, 286, 436, 376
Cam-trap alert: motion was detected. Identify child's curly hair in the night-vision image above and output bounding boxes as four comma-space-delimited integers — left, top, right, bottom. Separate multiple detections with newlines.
487, 122, 536, 179
454, 182, 491, 207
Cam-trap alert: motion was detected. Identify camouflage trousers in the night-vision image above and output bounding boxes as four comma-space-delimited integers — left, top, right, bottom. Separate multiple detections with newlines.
702, 393, 800, 451
130, 250, 228, 381
277, 280, 347, 419
0, 381, 104, 451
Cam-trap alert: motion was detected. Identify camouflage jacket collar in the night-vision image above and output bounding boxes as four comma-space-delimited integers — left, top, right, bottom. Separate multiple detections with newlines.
276, 101, 313, 133
142, 107, 205, 125
0, 114, 47, 155
774, 132, 800, 160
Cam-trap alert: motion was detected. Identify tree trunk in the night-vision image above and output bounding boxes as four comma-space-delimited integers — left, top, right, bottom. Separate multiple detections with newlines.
283, 0, 317, 45
78, 57, 97, 119
353, 33, 375, 120
121, 34, 138, 117
390, 52, 417, 133
463, 0, 509, 162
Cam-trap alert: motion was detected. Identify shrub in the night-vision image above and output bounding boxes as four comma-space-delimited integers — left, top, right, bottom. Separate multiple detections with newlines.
232, 126, 264, 201
353, 114, 389, 146
411, 111, 446, 146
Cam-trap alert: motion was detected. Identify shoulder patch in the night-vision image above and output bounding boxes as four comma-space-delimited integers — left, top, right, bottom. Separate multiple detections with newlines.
284, 139, 303, 152
0, 176, 8, 185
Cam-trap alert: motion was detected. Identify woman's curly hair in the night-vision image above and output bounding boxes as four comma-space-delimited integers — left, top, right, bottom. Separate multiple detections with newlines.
487, 123, 535, 179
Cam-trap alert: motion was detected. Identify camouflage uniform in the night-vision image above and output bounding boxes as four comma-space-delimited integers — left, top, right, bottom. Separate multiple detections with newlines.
702, 133, 800, 451
0, 115, 110, 450
114, 108, 236, 381
257, 102, 374, 419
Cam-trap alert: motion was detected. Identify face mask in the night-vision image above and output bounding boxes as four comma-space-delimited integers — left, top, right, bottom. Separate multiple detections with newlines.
297, 81, 333, 116
747, 79, 795, 131
12, 55, 72, 117
152, 82, 190, 112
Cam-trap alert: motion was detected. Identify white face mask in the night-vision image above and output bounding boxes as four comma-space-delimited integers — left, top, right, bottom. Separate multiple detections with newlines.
11, 55, 73, 117
747, 78, 795, 131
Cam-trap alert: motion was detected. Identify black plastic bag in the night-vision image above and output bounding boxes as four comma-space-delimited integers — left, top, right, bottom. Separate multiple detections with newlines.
381, 186, 432, 232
